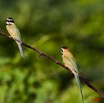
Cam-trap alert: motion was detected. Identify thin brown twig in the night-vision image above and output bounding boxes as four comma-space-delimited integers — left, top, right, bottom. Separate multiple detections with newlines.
0, 30, 104, 98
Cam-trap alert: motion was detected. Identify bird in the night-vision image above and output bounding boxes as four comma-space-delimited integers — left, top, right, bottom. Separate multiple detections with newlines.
61, 46, 84, 103
5, 17, 25, 59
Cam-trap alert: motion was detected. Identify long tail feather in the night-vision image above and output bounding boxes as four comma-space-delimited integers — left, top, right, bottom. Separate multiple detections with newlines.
75, 74, 84, 103
17, 43, 25, 59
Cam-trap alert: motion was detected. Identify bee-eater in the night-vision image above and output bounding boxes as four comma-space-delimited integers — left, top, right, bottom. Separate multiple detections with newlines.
61, 46, 84, 103
5, 17, 25, 59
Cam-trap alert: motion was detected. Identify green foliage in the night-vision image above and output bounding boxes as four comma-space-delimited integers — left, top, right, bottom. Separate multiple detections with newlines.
0, 0, 104, 102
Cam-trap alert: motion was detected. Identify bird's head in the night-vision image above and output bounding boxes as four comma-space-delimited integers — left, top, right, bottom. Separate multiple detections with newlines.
61, 46, 69, 54
5, 17, 14, 25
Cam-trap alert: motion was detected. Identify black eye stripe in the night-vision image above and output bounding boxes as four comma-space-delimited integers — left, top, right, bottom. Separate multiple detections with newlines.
5, 20, 14, 23
6, 17, 14, 23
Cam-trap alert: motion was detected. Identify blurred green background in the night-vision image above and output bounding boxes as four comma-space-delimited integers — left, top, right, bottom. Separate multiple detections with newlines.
0, 0, 104, 103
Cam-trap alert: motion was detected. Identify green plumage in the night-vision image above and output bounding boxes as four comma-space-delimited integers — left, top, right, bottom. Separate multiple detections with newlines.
6, 22, 25, 59
62, 48, 84, 103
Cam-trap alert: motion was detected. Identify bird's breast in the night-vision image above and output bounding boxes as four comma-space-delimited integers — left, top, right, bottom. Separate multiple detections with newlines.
6, 25, 16, 38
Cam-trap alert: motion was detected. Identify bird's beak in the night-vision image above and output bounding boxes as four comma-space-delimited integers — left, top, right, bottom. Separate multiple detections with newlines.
61, 48, 64, 54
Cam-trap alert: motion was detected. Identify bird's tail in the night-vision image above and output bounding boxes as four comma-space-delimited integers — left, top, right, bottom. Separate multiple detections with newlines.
75, 74, 84, 103
17, 42, 25, 59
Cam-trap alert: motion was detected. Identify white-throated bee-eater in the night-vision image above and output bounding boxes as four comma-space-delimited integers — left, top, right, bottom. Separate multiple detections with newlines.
5, 17, 25, 59
61, 46, 84, 103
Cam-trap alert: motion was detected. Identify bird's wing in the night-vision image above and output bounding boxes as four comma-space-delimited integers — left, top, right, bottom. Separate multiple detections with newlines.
13, 24, 21, 41
65, 56, 78, 72
65, 56, 84, 103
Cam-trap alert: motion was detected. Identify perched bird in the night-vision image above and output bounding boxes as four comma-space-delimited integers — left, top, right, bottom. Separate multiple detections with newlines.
5, 17, 25, 59
61, 46, 84, 103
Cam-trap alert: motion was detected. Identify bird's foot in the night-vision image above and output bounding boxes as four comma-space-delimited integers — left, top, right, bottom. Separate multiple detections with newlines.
9, 36, 13, 39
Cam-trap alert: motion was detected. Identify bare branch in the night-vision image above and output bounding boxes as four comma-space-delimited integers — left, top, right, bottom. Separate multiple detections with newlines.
0, 29, 104, 98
